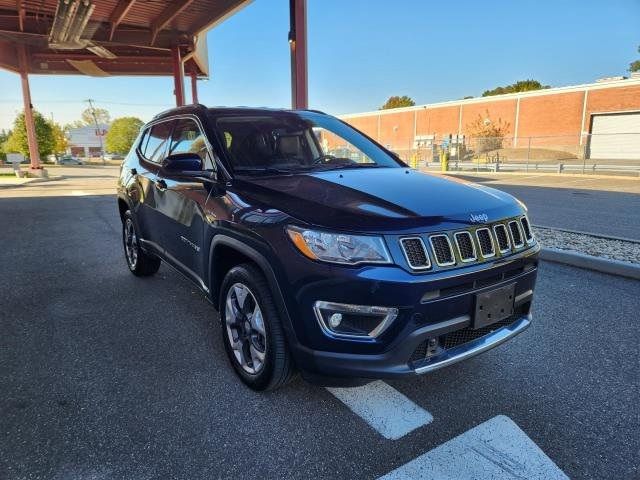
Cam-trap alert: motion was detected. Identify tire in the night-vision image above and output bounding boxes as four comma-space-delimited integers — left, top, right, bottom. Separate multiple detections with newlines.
219, 263, 294, 391
122, 210, 161, 277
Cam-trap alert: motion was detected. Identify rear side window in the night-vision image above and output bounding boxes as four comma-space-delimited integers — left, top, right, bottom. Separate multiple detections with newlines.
168, 118, 211, 169
140, 121, 173, 163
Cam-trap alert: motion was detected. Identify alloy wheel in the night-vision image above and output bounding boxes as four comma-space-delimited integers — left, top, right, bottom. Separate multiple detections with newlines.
225, 283, 267, 374
124, 218, 138, 269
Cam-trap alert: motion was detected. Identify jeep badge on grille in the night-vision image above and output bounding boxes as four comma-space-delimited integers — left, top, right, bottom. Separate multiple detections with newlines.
470, 213, 489, 223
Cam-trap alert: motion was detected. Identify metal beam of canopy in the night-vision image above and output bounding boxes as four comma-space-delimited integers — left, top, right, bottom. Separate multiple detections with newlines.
0, 0, 252, 171
289, 0, 308, 109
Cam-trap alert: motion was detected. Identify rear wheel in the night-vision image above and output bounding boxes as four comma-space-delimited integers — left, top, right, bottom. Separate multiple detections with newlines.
122, 210, 161, 276
219, 263, 294, 391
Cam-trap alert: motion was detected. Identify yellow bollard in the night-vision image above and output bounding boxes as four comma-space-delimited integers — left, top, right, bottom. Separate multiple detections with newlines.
440, 151, 449, 172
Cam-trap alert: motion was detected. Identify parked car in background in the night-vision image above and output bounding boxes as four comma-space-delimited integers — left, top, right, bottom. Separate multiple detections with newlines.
57, 155, 83, 165
117, 105, 540, 391
104, 153, 124, 161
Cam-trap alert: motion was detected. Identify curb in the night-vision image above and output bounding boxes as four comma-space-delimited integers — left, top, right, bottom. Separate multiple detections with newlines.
540, 248, 640, 280
0, 175, 63, 189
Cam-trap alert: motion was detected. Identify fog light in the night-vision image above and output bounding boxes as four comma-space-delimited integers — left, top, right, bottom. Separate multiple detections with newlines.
313, 301, 398, 339
329, 313, 342, 328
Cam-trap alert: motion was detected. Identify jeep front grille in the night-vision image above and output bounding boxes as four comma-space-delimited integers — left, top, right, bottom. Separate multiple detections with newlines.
400, 237, 431, 270
520, 216, 533, 243
429, 235, 455, 266
398, 216, 534, 271
475, 228, 495, 258
454, 231, 476, 262
508, 221, 524, 248
493, 224, 511, 252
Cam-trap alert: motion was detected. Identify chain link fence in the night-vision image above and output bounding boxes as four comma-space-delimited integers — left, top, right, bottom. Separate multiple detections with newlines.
393, 133, 640, 176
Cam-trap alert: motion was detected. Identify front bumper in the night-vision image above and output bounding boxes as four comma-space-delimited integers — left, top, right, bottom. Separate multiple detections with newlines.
284, 246, 539, 379
295, 311, 532, 380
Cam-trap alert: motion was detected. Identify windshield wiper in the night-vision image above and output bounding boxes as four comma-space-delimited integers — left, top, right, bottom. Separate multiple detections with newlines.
233, 166, 299, 175
314, 163, 383, 171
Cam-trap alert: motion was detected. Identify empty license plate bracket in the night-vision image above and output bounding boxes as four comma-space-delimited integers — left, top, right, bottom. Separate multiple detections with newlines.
474, 283, 516, 329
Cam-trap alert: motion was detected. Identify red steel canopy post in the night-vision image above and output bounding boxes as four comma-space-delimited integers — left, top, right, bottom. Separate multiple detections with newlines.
17, 44, 41, 170
190, 71, 199, 104
172, 46, 185, 107
289, 0, 308, 109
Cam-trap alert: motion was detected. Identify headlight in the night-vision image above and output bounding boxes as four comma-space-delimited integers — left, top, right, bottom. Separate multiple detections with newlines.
286, 226, 391, 265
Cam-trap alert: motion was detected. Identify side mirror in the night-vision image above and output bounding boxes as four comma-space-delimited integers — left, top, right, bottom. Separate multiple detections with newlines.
159, 153, 220, 189
162, 152, 203, 172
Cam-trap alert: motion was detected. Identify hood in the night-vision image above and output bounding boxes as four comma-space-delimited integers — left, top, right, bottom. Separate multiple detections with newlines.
233, 168, 523, 232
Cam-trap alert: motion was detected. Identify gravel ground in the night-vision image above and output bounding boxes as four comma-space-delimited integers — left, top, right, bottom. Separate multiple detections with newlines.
534, 226, 640, 264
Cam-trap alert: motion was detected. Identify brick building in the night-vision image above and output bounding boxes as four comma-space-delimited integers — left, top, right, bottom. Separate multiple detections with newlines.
338, 77, 640, 160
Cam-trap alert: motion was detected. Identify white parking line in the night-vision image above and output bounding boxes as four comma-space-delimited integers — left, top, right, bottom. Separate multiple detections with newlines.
378, 415, 569, 480
326, 381, 433, 440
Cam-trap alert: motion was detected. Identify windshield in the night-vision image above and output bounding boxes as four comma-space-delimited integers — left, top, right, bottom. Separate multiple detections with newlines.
214, 111, 402, 175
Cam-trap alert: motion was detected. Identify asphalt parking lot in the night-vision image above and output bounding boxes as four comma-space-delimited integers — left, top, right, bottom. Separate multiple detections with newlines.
1, 168, 639, 479
447, 173, 640, 240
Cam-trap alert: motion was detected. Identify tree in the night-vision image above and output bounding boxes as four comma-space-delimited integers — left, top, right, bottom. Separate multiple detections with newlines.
105, 117, 144, 154
65, 120, 86, 130
629, 45, 640, 73
466, 110, 511, 153
380, 95, 415, 110
482, 80, 550, 97
0, 129, 9, 162
80, 106, 111, 126
51, 123, 69, 155
4, 111, 54, 160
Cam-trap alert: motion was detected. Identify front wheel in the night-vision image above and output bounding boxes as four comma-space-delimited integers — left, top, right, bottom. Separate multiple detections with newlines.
219, 264, 294, 391
122, 210, 161, 276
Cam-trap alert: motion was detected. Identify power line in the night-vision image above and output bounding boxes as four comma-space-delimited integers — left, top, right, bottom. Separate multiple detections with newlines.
0, 98, 173, 106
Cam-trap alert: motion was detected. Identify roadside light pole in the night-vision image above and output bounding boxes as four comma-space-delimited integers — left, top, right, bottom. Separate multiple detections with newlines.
86, 98, 105, 164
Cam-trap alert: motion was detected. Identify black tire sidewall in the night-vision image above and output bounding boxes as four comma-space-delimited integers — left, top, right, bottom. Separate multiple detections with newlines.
219, 264, 283, 390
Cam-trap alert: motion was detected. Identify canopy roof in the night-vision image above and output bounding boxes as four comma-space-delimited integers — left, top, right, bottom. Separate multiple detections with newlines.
0, 0, 251, 77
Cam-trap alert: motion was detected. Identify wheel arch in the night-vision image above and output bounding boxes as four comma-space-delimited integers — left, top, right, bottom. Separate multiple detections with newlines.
117, 196, 130, 222
208, 235, 299, 345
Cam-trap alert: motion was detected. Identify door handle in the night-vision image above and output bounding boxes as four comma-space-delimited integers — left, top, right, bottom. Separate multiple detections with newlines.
155, 179, 167, 191
130, 168, 137, 175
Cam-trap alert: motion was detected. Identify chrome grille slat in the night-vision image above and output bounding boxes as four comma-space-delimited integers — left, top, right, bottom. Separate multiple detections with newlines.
508, 221, 524, 248
520, 216, 534, 243
400, 237, 431, 270
475, 228, 495, 258
429, 234, 455, 266
493, 224, 511, 253
454, 231, 476, 262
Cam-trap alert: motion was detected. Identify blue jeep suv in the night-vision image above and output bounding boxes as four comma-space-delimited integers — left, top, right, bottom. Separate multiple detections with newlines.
117, 105, 539, 390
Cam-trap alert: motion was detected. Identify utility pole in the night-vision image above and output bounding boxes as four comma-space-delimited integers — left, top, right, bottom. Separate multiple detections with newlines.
86, 98, 105, 165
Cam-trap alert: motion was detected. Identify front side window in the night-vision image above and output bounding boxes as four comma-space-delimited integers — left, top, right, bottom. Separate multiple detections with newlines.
215, 112, 401, 175
141, 121, 173, 163
169, 118, 213, 169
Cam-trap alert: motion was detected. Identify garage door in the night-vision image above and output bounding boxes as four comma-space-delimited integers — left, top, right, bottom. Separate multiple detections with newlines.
588, 112, 640, 160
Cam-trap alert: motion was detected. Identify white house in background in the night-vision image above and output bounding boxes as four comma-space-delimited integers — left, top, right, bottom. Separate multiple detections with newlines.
67, 124, 109, 157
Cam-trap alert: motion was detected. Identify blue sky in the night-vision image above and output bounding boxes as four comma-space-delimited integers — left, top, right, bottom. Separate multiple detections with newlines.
0, 0, 638, 130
